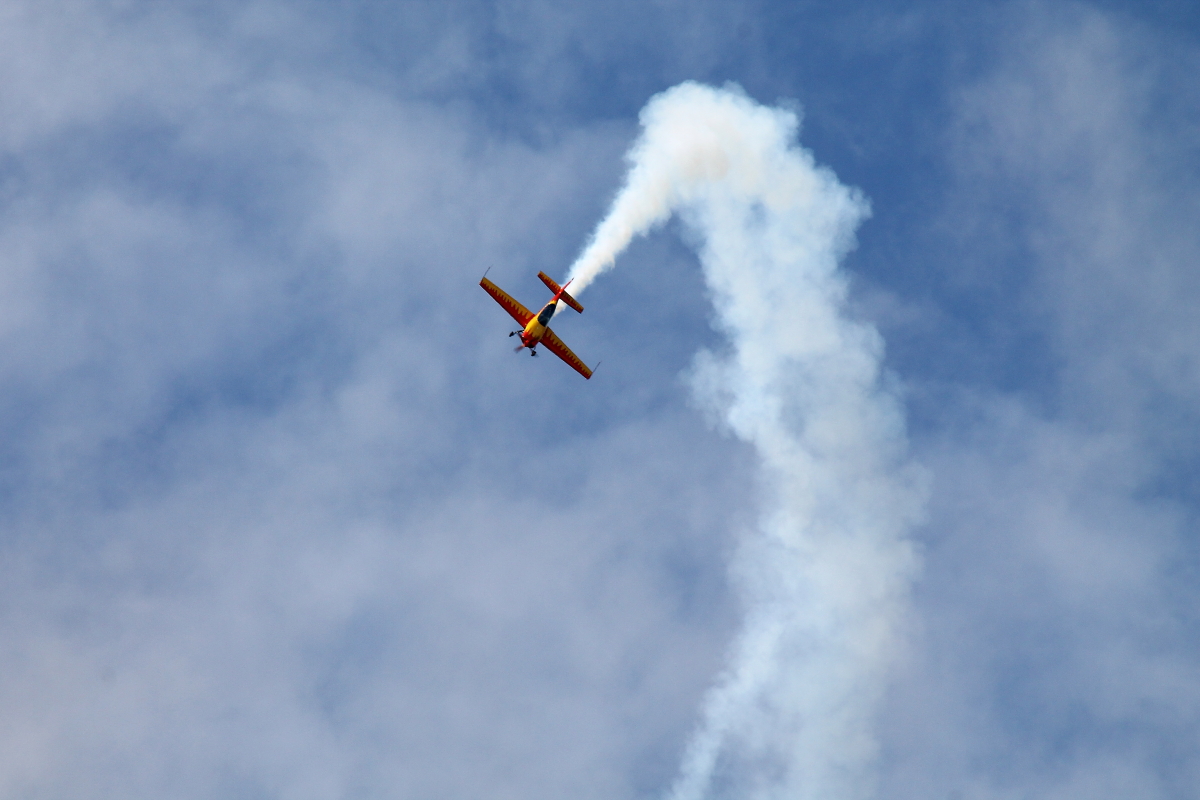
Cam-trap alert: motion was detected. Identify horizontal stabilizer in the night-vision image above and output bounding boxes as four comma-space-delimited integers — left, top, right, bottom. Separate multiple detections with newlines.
537, 271, 584, 314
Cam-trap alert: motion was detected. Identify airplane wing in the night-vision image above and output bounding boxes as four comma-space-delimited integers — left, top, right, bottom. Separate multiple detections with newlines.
480, 276, 534, 326
541, 327, 593, 379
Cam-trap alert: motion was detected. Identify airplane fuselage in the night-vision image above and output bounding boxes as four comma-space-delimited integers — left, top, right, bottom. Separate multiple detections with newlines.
519, 300, 558, 349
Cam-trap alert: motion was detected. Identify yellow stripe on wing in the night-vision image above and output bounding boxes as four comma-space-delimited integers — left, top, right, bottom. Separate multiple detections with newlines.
541, 327, 593, 379
480, 277, 534, 326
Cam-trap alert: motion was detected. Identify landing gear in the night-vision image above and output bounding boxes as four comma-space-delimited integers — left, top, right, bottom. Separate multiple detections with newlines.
530, 349, 538, 357
508, 331, 517, 337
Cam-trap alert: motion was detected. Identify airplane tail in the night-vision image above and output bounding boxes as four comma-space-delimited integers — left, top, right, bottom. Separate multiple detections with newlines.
537, 271, 584, 314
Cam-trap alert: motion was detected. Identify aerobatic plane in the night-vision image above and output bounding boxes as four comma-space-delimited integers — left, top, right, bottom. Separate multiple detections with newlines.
480, 271, 594, 379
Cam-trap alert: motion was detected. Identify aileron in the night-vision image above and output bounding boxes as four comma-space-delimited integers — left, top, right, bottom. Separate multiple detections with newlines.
541, 328, 593, 379
480, 276, 534, 326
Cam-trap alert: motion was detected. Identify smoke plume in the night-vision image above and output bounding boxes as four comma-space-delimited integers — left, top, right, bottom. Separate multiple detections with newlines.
567, 83, 924, 800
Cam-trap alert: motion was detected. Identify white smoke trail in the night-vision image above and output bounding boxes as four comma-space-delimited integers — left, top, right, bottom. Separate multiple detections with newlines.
566, 83, 924, 800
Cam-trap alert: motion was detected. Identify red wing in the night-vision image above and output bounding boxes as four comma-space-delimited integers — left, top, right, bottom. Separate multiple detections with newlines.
540, 327, 593, 379
480, 277, 534, 326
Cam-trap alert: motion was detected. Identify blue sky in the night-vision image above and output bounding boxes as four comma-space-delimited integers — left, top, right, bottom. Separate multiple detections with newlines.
0, 2, 1197, 798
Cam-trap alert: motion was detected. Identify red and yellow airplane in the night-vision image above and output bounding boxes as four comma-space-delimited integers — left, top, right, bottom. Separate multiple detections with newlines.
480, 271, 594, 379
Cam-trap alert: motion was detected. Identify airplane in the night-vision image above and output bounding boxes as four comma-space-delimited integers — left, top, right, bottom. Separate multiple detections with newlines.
480, 270, 594, 379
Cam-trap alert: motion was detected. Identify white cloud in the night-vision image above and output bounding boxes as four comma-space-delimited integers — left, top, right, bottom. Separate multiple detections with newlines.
879, 5, 1200, 798
2, 2, 1197, 799
0, 4, 747, 798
